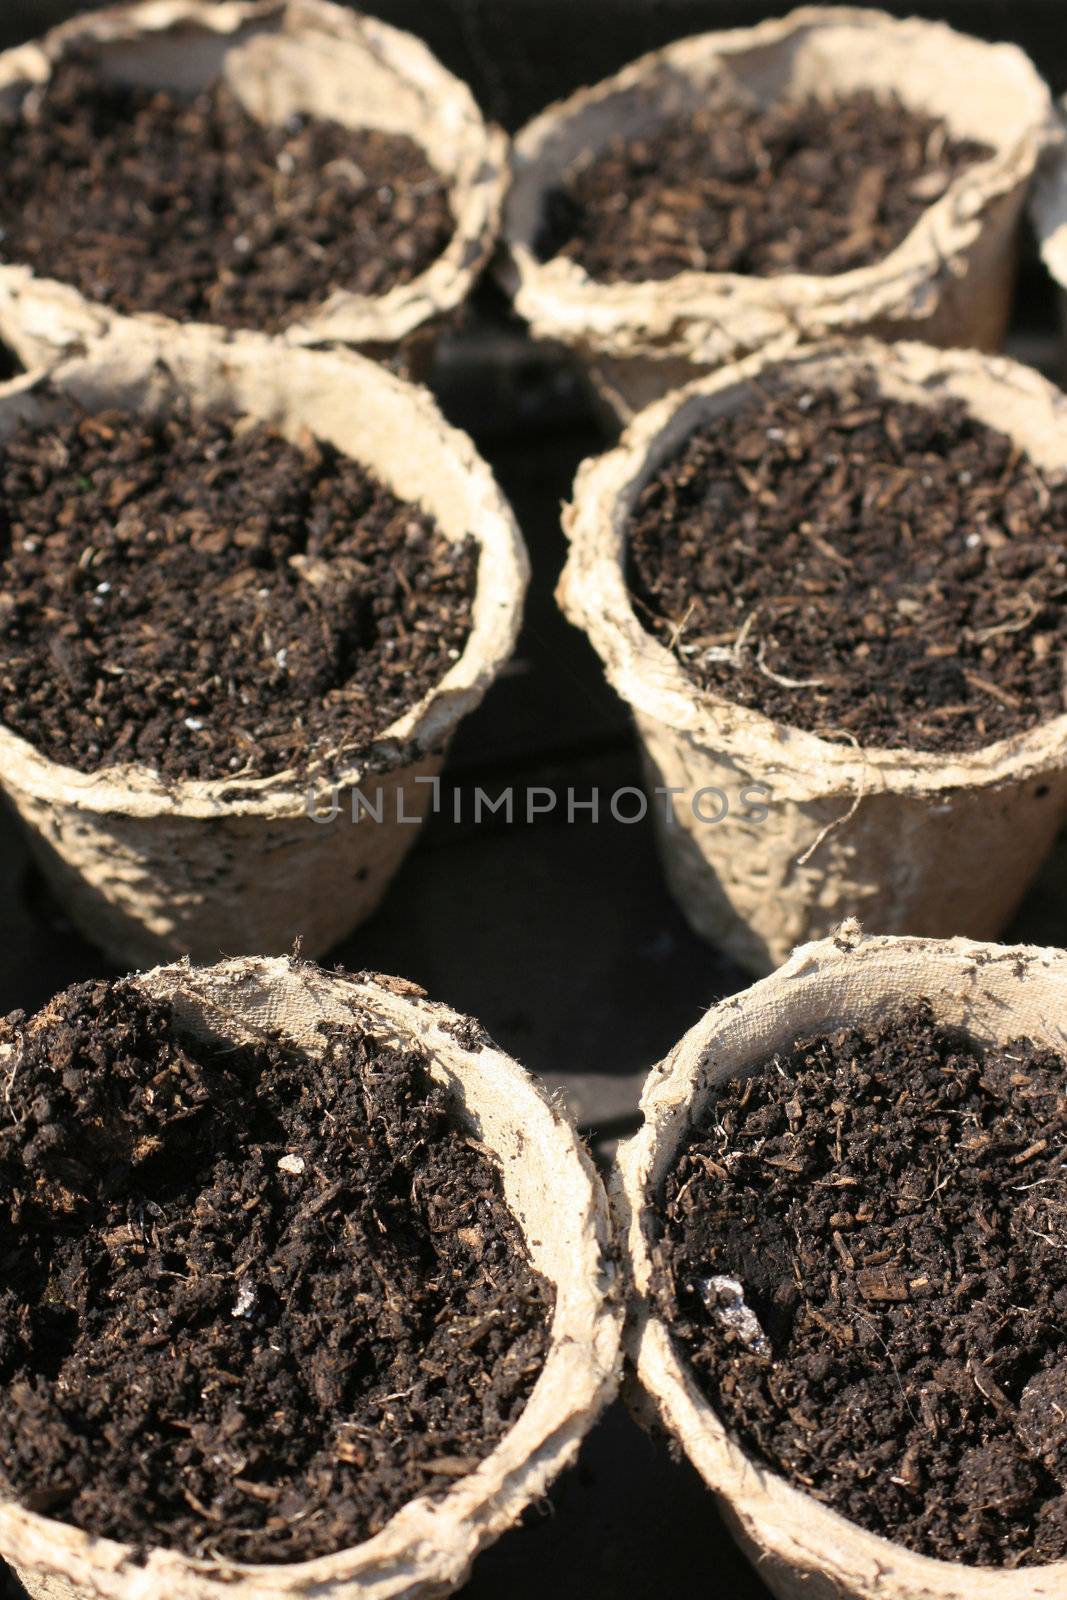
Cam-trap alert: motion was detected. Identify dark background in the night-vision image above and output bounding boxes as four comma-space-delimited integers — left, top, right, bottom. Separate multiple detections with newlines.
2, 0, 1066, 121
0, 4, 1065, 1598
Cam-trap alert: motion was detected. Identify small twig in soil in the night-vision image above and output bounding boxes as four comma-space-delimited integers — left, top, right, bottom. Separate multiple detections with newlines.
794, 730, 866, 868
755, 639, 827, 689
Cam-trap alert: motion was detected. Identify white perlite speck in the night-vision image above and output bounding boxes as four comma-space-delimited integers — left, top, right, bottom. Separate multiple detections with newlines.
278, 1153, 305, 1175
232, 1279, 256, 1319
697, 1275, 772, 1357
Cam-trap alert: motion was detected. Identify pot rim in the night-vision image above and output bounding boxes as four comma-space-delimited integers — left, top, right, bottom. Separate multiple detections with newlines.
0, 0, 509, 351
614, 927, 1067, 1598
558, 335, 1067, 802
0, 329, 529, 819
0, 956, 623, 1600
501, 4, 1057, 362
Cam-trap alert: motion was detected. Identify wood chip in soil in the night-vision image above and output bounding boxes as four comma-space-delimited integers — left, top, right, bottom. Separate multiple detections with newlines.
536, 92, 990, 281
626, 372, 1067, 754
0, 60, 454, 331
0, 407, 477, 782
0, 979, 553, 1563
654, 1003, 1067, 1566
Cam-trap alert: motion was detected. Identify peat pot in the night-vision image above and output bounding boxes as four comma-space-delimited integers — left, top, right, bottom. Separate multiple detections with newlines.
1032, 95, 1067, 375
0, 0, 508, 375
0, 328, 528, 965
0, 955, 622, 1600
503, 5, 1056, 419
613, 927, 1067, 1600
559, 337, 1067, 975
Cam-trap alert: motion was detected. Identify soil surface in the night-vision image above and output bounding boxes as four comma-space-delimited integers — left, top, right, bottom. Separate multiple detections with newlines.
0, 61, 454, 332
0, 978, 553, 1563
537, 92, 990, 281
655, 1003, 1067, 1566
626, 373, 1067, 753
0, 407, 477, 782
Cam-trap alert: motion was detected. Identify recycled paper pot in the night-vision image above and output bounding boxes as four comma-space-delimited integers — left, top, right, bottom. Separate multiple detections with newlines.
502, 4, 1056, 420
558, 337, 1067, 976
0, 0, 507, 372
0, 329, 528, 966
1032, 100, 1067, 374
0, 955, 623, 1600
613, 928, 1067, 1600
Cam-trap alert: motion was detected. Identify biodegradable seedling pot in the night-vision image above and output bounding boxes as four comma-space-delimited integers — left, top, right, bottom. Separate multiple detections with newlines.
1032, 97, 1067, 372
559, 336, 1067, 977
502, 5, 1056, 420
613, 926, 1067, 1600
0, 327, 528, 966
0, 0, 507, 373
0, 954, 622, 1600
